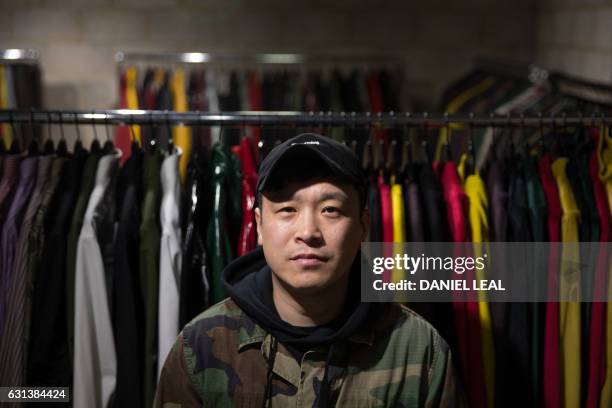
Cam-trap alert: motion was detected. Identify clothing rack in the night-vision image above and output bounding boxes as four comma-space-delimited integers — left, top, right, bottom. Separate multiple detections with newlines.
0, 109, 611, 128
0, 48, 40, 64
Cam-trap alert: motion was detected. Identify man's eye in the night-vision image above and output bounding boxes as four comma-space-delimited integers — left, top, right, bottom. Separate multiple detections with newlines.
278, 207, 295, 213
323, 207, 341, 214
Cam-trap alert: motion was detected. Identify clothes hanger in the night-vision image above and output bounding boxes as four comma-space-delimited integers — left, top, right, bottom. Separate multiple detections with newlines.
89, 110, 101, 154
129, 114, 141, 154
68, 111, 83, 154
51, 111, 69, 157
29, 109, 53, 155
165, 110, 175, 154
102, 113, 115, 153
385, 138, 396, 174
22, 111, 40, 156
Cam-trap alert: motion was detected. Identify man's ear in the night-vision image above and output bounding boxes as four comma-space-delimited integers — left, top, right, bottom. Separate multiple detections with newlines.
360, 208, 370, 241
255, 207, 263, 246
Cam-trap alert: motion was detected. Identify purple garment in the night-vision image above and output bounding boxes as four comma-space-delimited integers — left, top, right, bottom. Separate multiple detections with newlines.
0, 155, 22, 226
0, 157, 38, 339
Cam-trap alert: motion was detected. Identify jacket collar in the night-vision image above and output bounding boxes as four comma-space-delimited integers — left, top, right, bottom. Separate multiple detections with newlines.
236, 308, 375, 351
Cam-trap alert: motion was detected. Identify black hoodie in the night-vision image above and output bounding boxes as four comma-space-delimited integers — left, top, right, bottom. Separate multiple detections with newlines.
222, 247, 372, 407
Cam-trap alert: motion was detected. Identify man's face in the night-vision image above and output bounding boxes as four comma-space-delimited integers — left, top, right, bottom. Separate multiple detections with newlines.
255, 178, 369, 295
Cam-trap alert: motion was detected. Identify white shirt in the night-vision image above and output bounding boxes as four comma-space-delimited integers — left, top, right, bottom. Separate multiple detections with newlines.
73, 153, 119, 408
158, 149, 183, 378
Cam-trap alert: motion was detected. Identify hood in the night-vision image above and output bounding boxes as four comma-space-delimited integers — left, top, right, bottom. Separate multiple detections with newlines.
222, 247, 371, 346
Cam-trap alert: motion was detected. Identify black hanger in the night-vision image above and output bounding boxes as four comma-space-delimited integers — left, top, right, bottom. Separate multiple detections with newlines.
465, 113, 476, 175
47, 112, 67, 157
128, 114, 142, 154
165, 111, 174, 154
19, 110, 38, 156
88, 110, 101, 153
386, 139, 397, 174
102, 113, 114, 153
7, 111, 22, 154
400, 138, 411, 175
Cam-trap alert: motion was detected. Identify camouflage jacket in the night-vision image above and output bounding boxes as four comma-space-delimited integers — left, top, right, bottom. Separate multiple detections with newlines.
154, 298, 465, 407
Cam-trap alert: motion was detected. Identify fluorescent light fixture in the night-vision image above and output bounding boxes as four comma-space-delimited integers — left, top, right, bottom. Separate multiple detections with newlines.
2, 49, 24, 60
115, 109, 147, 115
82, 113, 107, 120
181, 53, 209, 63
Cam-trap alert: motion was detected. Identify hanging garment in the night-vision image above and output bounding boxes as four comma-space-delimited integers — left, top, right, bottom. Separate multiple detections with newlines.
435, 77, 496, 162
525, 155, 548, 408
140, 148, 163, 408
390, 175, 405, 283
506, 164, 534, 407
66, 152, 102, 358
207, 144, 237, 304
596, 125, 612, 215
403, 165, 425, 242
0, 156, 59, 390
551, 157, 582, 408
586, 150, 611, 408
464, 172, 495, 408
73, 153, 120, 408
476, 86, 547, 170
113, 148, 144, 408
367, 174, 382, 242
27, 151, 86, 389
171, 69, 192, 185
158, 149, 183, 378
418, 163, 450, 242
114, 67, 141, 165
538, 154, 562, 408
378, 174, 393, 243
0, 157, 37, 340
179, 153, 210, 328
0, 155, 21, 225
237, 137, 258, 257
441, 161, 487, 408
0, 66, 13, 149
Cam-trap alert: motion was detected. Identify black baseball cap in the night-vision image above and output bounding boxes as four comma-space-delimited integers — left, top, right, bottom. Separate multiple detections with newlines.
256, 133, 367, 207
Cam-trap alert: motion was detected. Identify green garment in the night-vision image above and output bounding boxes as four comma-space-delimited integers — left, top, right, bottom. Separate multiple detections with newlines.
140, 149, 163, 408
207, 144, 241, 304
154, 299, 466, 407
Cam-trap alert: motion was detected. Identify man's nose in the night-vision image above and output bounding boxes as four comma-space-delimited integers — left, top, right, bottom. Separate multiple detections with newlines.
295, 210, 323, 245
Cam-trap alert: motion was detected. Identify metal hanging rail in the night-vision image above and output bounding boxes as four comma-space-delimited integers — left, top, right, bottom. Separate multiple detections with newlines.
115, 51, 404, 66
0, 109, 610, 127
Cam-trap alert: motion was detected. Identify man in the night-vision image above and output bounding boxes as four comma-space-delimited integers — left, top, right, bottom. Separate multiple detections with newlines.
155, 133, 464, 407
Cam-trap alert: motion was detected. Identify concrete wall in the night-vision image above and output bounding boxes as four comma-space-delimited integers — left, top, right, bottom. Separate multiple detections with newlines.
0, 0, 537, 112
535, 0, 612, 83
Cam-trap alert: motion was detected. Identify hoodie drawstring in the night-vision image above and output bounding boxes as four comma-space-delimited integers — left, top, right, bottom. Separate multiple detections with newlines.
263, 337, 278, 408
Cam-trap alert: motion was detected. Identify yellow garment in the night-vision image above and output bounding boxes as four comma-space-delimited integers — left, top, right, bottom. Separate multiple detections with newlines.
0, 66, 12, 150
171, 69, 192, 184
602, 262, 612, 408
464, 173, 495, 408
457, 153, 469, 185
434, 77, 496, 162
597, 125, 612, 216
551, 157, 581, 408
390, 175, 405, 284
125, 67, 141, 144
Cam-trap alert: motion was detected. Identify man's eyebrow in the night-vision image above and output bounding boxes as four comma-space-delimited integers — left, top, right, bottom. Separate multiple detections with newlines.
318, 191, 349, 201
